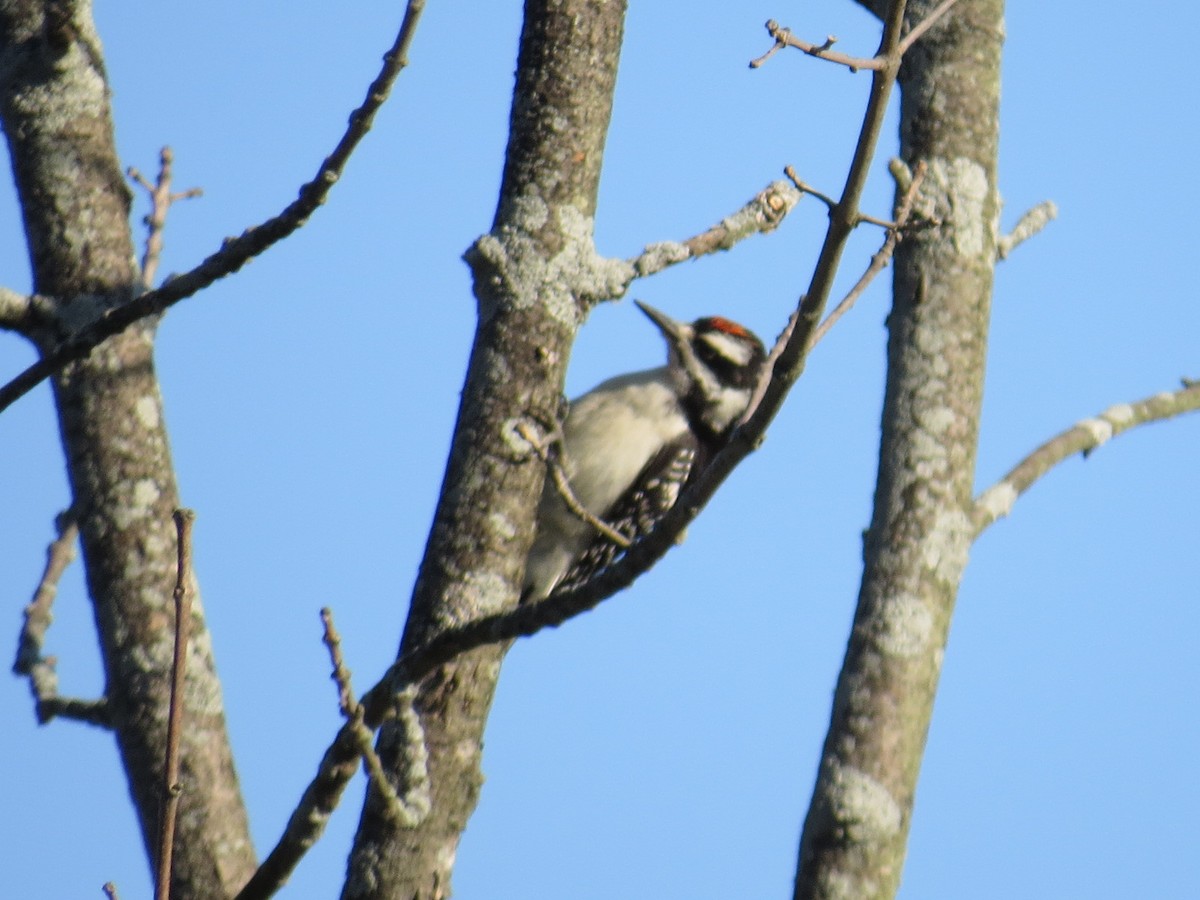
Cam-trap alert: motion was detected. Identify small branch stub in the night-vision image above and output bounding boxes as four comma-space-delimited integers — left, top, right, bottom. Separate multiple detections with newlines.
128, 147, 203, 292
997, 200, 1057, 259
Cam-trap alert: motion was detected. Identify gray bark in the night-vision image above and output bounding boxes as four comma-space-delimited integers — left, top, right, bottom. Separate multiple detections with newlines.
0, 2, 255, 896
340, 1, 629, 897
794, 1, 1004, 897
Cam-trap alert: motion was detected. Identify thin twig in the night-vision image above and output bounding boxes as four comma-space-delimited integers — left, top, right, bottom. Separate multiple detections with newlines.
894, 0, 960, 57
155, 508, 196, 900
972, 382, 1200, 536
740, 163, 928, 425
321, 608, 410, 819
320, 606, 426, 825
321, 608, 357, 717
756, 19, 882, 71
809, 159, 928, 347
0, 0, 428, 416
783, 168, 838, 211
516, 421, 631, 549
784, 165, 899, 229
128, 147, 203, 291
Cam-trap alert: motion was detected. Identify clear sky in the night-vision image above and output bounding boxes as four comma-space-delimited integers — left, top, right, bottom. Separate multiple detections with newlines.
2, 2, 1197, 898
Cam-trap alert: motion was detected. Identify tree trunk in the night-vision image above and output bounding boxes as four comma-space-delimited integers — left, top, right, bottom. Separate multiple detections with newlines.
340, 1, 628, 897
0, 3, 255, 896
794, 1, 1004, 897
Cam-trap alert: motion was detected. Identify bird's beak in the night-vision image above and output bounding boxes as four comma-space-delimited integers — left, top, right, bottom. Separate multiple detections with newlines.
634, 300, 692, 348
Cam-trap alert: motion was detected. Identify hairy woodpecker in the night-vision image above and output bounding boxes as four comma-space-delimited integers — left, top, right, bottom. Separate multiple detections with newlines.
522, 301, 766, 602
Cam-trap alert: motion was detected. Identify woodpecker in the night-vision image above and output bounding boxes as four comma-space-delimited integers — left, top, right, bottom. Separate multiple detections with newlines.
522, 301, 766, 602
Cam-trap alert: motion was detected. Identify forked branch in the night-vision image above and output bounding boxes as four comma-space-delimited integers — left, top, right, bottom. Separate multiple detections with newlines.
321, 607, 430, 827
128, 147, 203, 291
751, 0, 960, 71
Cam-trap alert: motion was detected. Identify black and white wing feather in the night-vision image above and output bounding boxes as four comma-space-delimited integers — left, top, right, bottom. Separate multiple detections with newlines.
553, 436, 699, 594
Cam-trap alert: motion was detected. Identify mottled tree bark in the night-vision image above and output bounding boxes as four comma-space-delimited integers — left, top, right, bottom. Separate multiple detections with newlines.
340, 1, 628, 897
794, 1, 1004, 897
0, 2, 255, 897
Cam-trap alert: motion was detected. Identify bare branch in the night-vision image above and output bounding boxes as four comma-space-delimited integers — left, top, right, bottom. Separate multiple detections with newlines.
35, 695, 112, 726
232, 604, 435, 900
784, 165, 903, 229
0, 0, 427, 416
12, 508, 111, 726
808, 159, 928, 348
628, 179, 802, 278
783, 168, 839, 212
894, 0, 961, 57
232, 728, 362, 900
155, 508, 196, 900
750, 0, 960, 72
13, 509, 76, 678
128, 147, 203, 291
973, 381, 1200, 537
754, 20, 880, 71
997, 199, 1057, 259
321, 607, 357, 718
321, 608, 430, 828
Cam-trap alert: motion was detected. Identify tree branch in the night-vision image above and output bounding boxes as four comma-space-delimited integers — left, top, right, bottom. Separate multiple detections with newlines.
0, 0, 427, 416
155, 509, 196, 900
232, 729, 361, 900
321, 608, 430, 827
628, 179, 802, 277
807, 160, 928, 348
12, 508, 111, 727
973, 381, 1200, 536
751, 0, 959, 72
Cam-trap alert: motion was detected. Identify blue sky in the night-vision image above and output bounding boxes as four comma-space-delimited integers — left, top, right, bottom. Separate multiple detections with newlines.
2, 2, 1197, 898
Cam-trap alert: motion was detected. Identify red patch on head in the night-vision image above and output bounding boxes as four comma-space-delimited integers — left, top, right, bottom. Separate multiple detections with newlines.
702, 316, 749, 338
